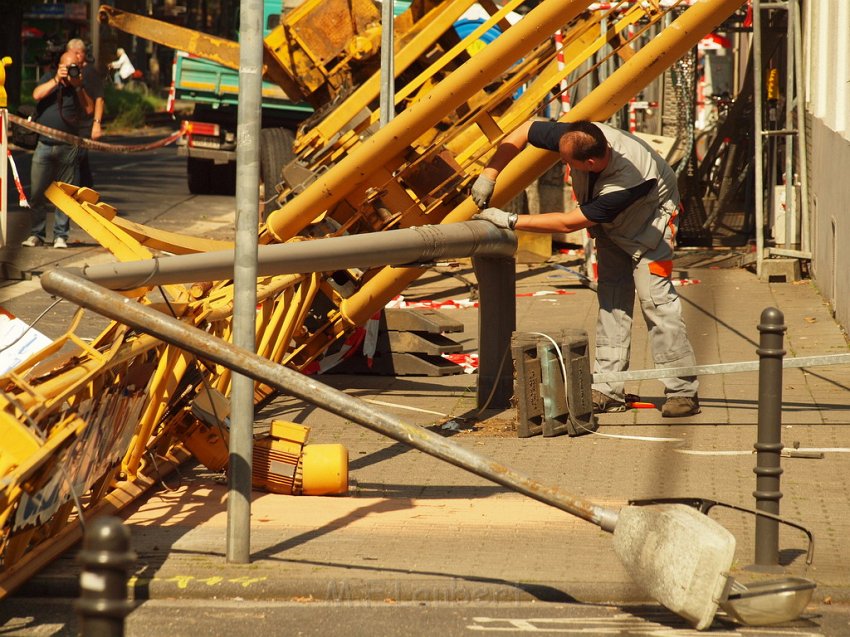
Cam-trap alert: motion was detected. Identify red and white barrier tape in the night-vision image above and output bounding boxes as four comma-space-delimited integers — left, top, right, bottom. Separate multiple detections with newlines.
8, 113, 183, 153
442, 352, 478, 374
6, 150, 29, 208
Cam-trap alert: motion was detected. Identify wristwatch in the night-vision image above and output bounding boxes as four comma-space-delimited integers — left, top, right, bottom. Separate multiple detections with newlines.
508, 212, 518, 229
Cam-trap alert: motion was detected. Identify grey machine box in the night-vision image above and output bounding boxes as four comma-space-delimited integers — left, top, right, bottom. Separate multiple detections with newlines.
511, 329, 598, 438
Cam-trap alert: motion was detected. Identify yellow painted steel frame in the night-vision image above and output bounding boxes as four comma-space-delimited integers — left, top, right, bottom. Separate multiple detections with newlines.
1, 0, 746, 597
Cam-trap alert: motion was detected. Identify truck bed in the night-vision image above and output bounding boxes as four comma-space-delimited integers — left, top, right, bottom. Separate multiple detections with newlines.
174, 51, 312, 115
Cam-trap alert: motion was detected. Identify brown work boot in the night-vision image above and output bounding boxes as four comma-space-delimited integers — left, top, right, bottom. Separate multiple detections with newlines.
592, 389, 627, 413
662, 395, 701, 418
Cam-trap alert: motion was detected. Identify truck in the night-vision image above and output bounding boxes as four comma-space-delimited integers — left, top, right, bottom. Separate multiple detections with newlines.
172, 0, 414, 196
173, 0, 313, 195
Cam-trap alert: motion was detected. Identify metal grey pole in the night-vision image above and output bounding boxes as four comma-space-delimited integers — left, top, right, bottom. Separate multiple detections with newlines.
792, 0, 810, 254
76, 221, 516, 289
783, 1, 795, 249
90, 0, 100, 65
379, 0, 395, 127
473, 254, 516, 410
753, 0, 765, 279
754, 307, 785, 567
229, 0, 263, 564
0, 106, 7, 247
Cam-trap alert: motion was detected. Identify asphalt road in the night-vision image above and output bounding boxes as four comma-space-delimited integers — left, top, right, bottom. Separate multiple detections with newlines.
7, 126, 235, 231
2, 598, 848, 636
2, 127, 238, 340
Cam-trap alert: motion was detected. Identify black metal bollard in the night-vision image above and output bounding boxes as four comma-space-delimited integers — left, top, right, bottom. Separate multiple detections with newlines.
753, 307, 786, 567
75, 516, 137, 637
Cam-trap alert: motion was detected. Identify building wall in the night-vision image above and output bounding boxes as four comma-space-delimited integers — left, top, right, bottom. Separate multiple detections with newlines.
808, 117, 850, 328
805, 0, 850, 329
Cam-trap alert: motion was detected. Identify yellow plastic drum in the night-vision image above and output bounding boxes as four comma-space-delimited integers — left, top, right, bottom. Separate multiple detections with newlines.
300, 444, 349, 495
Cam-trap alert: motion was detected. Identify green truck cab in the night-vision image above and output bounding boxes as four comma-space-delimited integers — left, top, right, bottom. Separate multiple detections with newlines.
174, 0, 312, 194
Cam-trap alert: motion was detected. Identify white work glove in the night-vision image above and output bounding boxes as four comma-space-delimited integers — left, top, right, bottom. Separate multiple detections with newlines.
471, 174, 497, 208
472, 207, 518, 230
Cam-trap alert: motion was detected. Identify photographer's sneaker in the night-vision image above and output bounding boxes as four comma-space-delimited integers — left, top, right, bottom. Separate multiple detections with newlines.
21, 235, 44, 247
53, 237, 68, 249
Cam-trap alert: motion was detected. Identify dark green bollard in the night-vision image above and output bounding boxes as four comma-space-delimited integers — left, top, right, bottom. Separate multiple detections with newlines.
754, 307, 786, 567
75, 516, 137, 637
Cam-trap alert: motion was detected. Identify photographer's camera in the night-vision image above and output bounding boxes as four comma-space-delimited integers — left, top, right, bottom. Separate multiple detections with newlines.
67, 64, 81, 79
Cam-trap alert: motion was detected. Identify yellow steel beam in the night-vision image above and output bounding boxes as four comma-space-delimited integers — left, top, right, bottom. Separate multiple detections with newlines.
293, 0, 479, 157
0, 445, 191, 599
337, 0, 748, 328
122, 346, 192, 478
450, 1, 655, 166
265, 0, 596, 242
110, 216, 234, 255
46, 183, 152, 263
98, 6, 241, 70
97, 5, 302, 103
49, 183, 234, 255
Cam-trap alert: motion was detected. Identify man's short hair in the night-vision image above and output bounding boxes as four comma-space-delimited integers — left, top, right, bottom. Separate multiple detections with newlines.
66, 38, 86, 53
557, 121, 608, 161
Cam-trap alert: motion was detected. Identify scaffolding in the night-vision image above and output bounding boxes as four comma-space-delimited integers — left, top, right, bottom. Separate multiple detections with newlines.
752, 0, 811, 278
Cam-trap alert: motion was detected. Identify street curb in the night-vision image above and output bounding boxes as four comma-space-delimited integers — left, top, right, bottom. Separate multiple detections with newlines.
18, 569, 850, 606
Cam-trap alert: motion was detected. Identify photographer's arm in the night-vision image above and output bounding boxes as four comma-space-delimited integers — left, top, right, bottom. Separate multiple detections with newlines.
33, 69, 62, 101
76, 86, 94, 117
92, 97, 105, 139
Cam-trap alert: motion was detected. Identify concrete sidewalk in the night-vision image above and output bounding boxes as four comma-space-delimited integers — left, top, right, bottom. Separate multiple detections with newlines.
10, 241, 850, 611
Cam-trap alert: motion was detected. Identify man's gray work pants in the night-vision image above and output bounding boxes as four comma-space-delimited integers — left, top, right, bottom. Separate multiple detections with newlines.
592, 222, 698, 402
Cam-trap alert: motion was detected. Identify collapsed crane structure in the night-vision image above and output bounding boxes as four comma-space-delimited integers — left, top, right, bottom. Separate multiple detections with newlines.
0, 0, 746, 597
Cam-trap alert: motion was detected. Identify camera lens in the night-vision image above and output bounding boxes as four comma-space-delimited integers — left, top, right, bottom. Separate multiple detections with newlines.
67, 64, 81, 79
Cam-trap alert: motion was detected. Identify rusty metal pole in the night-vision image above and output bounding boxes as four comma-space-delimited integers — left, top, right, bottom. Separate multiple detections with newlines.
75, 516, 136, 637
41, 268, 619, 533
754, 307, 785, 567
473, 254, 516, 410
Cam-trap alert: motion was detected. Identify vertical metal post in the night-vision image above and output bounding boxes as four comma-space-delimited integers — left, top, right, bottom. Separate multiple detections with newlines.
472, 254, 516, 410
753, 0, 765, 278
75, 517, 136, 637
754, 307, 785, 566
229, 0, 263, 564
0, 56, 8, 248
379, 0, 395, 127
784, 0, 795, 249
1, 106, 7, 248
792, 0, 810, 254
90, 0, 100, 67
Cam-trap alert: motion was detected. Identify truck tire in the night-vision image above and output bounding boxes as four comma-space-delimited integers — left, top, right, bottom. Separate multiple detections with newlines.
211, 162, 236, 196
187, 157, 214, 194
260, 127, 295, 213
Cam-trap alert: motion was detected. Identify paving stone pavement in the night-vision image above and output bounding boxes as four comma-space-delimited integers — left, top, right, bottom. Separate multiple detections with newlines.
3, 209, 849, 618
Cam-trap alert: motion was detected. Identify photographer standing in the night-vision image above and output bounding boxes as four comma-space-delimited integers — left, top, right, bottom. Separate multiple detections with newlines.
21, 50, 93, 249
67, 38, 104, 188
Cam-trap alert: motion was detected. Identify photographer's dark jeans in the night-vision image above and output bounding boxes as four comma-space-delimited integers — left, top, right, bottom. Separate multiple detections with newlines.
28, 141, 78, 241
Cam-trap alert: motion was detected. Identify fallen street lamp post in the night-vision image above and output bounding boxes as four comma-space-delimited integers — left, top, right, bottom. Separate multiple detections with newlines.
43, 267, 765, 631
